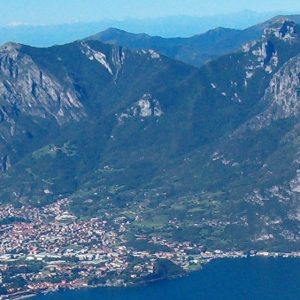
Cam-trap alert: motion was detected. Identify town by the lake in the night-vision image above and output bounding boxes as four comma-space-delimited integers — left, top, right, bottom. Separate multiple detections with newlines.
0, 199, 299, 300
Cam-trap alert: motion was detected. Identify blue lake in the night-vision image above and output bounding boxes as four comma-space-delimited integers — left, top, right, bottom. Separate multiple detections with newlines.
33, 257, 300, 300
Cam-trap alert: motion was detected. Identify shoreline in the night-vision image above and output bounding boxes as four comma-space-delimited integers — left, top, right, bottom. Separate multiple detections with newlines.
4, 253, 300, 300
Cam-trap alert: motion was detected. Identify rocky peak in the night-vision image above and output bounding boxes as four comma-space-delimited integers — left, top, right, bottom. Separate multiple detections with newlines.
241, 20, 300, 84
0, 42, 21, 53
264, 20, 298, 42
241, 54, 300, 132
0, 43, 86, 128
263, 54, 300, 118
0, 43, 23, 78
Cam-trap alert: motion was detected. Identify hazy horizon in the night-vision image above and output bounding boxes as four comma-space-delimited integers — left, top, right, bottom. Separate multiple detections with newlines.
1, 10, 292, 28
1, 0, 300, 27
0, 10, 289, 47
0, 6, 299, 46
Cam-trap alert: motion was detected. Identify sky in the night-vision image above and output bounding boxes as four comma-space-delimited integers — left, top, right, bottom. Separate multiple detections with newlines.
1, 0, 300, 26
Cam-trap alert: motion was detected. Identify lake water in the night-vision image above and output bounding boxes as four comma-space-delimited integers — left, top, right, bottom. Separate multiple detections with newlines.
32, 257, 300, 300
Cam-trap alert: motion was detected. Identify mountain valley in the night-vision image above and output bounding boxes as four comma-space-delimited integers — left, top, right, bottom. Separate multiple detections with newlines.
0, 14, 300, 297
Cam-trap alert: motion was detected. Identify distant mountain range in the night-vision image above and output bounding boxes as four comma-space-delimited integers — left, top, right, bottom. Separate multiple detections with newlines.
0, 10, 290, 47
87, 15, 300, 67
1, 15, 300, 252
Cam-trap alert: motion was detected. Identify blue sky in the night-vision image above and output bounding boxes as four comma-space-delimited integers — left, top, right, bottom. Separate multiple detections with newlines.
1, 0, 300, 26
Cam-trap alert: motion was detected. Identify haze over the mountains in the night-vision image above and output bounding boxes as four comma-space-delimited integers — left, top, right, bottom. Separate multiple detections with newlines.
0, 11, 292, 47
86, 15, 300, 67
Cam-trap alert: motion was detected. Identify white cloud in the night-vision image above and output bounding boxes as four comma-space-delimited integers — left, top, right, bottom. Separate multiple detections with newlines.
6, 21, 28, 28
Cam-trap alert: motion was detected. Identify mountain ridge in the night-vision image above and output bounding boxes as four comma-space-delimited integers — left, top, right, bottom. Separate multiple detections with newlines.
0, 18, 300, 252
86, 15, 300, 67
0, 10, 284, 46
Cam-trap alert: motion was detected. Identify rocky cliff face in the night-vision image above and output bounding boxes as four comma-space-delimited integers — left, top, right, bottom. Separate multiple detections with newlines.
248, 54, 300, 130
0, 43, 85, 129
0, 42, 87, 172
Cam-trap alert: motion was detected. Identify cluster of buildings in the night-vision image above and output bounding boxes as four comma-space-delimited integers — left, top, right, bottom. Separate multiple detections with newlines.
0, 199, 202, 298
0, 199, 299, 299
